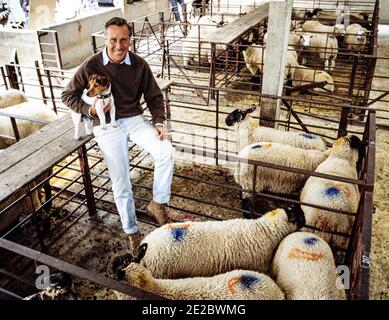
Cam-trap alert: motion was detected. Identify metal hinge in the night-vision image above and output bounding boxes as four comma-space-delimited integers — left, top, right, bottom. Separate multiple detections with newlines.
361, 251, 370, 269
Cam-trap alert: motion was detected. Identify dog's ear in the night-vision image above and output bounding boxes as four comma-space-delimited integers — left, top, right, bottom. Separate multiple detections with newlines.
98, 77, 109, 87
88, 74, 98, 83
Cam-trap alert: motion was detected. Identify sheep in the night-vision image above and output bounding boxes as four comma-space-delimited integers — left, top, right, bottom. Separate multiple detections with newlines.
0, 102, 57, 232
344, 23, 368, 51
234, 142, 328, 198
115, 261, 285, 300
271, 232, 347, 300
304, 33, 338, 72
302, 20, 345, 36
242, 44, 266, 77
0, 89, 28, 109
225, 107, 327, 152
242, 45, 298, 80
112, 207, 306, 279
289, 63, 335, 93
300, 135, 364, 249
263, 32, 310, 56
23, 272, 80, 300
313, 8, 343, 25
114, 243, 285, 300
0, 101, 58, 149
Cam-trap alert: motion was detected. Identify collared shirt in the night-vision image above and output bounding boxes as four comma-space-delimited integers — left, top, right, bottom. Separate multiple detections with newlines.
102, 46, 131, 65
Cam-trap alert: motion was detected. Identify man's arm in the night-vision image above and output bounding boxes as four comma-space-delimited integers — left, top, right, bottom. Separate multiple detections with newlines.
61, 64, 91, 116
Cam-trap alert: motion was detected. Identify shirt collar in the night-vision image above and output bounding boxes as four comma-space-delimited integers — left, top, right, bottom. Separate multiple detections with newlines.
103, 47, 131, 65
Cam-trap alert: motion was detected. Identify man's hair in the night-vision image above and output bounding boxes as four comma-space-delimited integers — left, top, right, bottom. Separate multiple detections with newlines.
105, 17, 132, 37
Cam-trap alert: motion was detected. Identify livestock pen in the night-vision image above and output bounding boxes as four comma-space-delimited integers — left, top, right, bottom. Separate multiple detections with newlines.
0, 0, 388, 301
0, 61, 380, 299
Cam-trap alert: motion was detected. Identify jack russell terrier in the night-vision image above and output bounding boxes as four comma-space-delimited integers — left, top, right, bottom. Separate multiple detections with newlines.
71, 74, 117, 140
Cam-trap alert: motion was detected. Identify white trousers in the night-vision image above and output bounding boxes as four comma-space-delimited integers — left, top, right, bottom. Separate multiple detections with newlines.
93, 115, 175, 235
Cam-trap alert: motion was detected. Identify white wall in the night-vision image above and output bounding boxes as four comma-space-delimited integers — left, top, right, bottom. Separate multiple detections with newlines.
42, 8, 121, 68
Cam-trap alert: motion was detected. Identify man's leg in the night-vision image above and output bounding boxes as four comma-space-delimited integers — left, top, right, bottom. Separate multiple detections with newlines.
93, 122, 139, 235
126, 116, 175, 221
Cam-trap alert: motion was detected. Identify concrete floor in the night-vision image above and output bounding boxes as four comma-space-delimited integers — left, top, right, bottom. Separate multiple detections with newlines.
367, 24, 389, 300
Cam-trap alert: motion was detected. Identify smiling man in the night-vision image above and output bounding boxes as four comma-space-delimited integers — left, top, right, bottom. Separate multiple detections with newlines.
61, 17, 175, 254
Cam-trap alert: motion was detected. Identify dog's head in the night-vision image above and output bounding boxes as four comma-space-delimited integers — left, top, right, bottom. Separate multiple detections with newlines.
86, 74, 110, 97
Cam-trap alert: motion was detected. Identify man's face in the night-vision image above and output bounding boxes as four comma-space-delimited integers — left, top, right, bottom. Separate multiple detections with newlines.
105, 25, 131, 64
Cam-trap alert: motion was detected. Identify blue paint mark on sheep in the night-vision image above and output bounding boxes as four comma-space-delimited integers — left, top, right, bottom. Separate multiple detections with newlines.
251, 144, 261, 150
304, 237, 319, 245
239, 275, 260, 289
301, 133, 317, 140
324, 187, 341, 197
171, 228, 187, 241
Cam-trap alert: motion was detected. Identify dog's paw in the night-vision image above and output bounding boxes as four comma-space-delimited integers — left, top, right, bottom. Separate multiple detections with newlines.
86, 130, 93, 136
112, 122, 118, 128
101, 125, 107, 130
73, 135, 81, 140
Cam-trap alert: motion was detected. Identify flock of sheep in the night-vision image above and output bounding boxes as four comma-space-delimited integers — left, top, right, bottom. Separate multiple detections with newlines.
181, 7, 370, 94
107, 103, 364, 300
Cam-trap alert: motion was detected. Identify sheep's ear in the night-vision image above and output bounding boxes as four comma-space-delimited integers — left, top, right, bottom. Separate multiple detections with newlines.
135, 243, 148, 263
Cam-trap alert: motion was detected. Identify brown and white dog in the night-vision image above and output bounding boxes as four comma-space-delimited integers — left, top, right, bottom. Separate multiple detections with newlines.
71, 74, 117, 140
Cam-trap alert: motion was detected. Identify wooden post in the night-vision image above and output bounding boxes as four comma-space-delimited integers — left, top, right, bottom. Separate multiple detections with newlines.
260, 0, 292, 128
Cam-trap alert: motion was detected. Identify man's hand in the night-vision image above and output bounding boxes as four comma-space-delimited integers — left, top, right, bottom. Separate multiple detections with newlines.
155, 125, 168, 140
89, 98, 111, 117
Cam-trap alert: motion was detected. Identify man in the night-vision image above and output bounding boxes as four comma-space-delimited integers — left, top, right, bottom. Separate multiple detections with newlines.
0, 0, 10, 27
61, 17, 175, 253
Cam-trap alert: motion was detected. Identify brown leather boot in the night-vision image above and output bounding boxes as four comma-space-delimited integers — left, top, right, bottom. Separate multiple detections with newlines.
127, 231, 142, 255
146, 200, 171, 226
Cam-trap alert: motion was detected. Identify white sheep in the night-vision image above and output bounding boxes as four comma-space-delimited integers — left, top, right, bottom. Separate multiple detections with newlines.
112, 208, 305, 279
242, 45, 298, 80
263, 32, 311, 54
0, 89, 28, 109
234, 142, 327, 198
304, 33, 338, 72
0, 102, 57, 232
300, 135, 363, 249
0, 101, 58, 149
115, 262, 285, 300
271, 232, 347, 300
344, 23, 368, 51
225, 107, 327, 152
290, 63, 335, 93
302, 20, 345, 36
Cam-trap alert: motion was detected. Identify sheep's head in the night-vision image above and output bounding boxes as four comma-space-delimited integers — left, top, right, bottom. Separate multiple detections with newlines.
334, 24, 346, 35
47, 272, 73, 290
225, 107, 256, 126
112, 243, 148, 280
356, 28, 367, 42
284, 204, 306, 229
330, 135, 367, 171
24, 272, 78, 300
